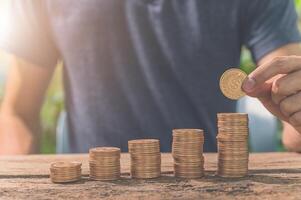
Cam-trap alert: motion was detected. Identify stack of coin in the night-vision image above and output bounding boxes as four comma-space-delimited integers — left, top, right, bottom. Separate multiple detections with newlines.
50, 161, 82, 183
89, 147, 121, 181
128, 139, 161, 179
217, 113, 249, 178
172, 129, 205, 178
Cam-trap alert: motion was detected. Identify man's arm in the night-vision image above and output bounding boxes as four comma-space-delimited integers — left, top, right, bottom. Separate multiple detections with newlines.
0, 55, 54, 154
246, 43, 301, 152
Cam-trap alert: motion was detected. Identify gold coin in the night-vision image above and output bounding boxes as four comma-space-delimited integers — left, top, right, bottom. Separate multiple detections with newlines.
51, 161, 82, 169
128, 139, 159, 145
220, 68, 247, 100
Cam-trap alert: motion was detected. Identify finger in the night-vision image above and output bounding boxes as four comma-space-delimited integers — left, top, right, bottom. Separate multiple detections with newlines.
242, 56, 301, 92
246, 83, 273, 100
271, 92, 286, 106
244, 74, 278, 98
271, 75, 287, 105
256, 88, 287, 121
289, 111, 301, 127
279, 92, 301, 117
246, 79, 288, 121
245, 78, 273, 100
272, 70, 301, 97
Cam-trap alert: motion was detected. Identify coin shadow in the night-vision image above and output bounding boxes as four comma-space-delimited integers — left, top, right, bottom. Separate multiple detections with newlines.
109, 173, 189, 186
197, 169, 301, 185
79, 168, 301, 186
63, 176, 91, 184
249, 168, 301, 174
193, 171, 251, 183
248, 168, 301, 185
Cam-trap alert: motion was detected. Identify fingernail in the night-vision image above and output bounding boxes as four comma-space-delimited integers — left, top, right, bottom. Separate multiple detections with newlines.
243, 77, 256, 92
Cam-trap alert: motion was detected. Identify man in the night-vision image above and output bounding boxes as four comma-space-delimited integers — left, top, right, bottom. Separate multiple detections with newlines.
1, 0, 301, 154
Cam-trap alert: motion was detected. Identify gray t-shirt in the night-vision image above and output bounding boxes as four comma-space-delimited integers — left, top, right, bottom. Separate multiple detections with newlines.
0, 0, 300, 152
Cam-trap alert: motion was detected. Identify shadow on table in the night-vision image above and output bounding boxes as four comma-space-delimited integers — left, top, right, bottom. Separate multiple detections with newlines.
196, 168, 301, 185
86, 168, 301, 187
82, 168, 301, 186
3, 168, 301, 186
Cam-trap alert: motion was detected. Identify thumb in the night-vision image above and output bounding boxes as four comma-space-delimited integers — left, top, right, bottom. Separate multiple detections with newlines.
243, 78, 272, 101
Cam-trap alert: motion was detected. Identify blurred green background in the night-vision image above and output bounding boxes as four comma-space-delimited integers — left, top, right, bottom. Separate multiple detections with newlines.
0, 1, 301, 153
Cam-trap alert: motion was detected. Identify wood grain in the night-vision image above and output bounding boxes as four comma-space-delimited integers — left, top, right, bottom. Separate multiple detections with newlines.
1, 153, 301, 200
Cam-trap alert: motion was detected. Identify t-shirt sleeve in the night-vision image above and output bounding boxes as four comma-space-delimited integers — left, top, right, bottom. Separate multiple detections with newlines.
0, 1, 59, 68
243, 0, 301, 62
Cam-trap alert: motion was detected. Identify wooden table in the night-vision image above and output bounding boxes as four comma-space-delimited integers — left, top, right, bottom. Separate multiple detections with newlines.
1, 153, 301, 200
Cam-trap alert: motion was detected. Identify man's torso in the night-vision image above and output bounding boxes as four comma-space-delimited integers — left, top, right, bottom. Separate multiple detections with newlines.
46, 0, 242, 152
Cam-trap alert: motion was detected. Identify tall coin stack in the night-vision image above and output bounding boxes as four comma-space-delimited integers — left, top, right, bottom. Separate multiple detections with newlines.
50, 161, 82, 183
128, 139, 161, 179
217, 113, 249, 178
172, 129, 205, 178
89, 147, 121, 180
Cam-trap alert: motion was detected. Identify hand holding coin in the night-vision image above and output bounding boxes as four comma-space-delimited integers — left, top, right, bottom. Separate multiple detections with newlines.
241, 56, 301, 136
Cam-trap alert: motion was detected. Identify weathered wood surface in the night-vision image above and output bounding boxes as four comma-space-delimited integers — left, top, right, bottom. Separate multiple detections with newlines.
1, 153, 301, 200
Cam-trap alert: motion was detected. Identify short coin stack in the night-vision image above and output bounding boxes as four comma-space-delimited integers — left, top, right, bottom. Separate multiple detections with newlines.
89, 147, 121, 180
172, 129, 205, 178
217, 113, 249, 178
50, 161, 82, 183
128, 139, 161, 179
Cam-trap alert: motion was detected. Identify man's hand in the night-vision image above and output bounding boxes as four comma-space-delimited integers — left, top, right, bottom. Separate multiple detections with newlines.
242, 55, 301, 146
